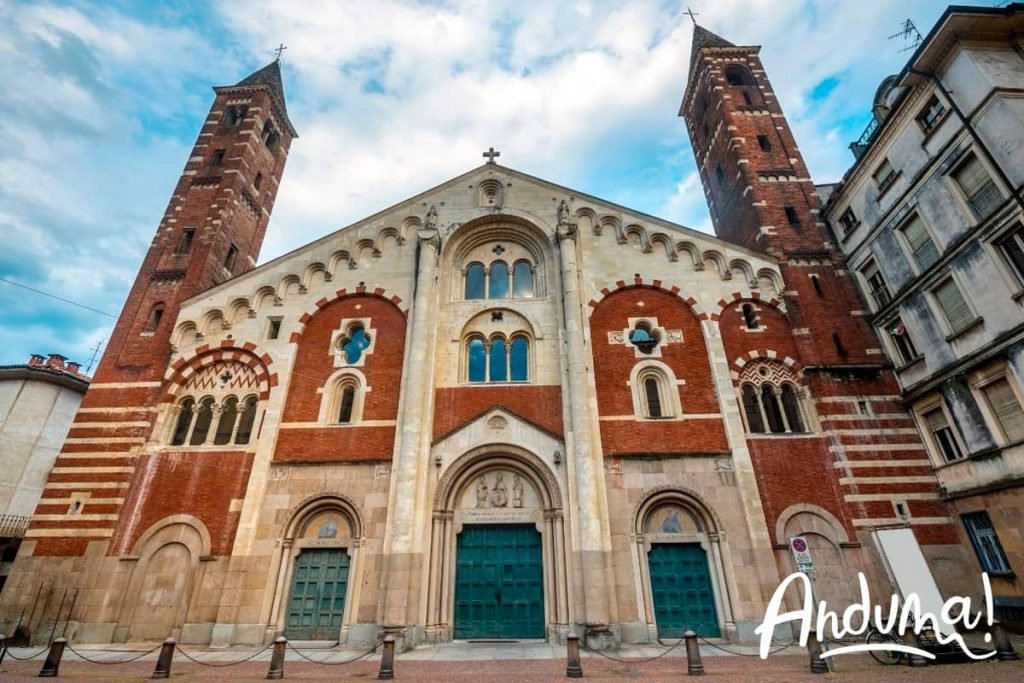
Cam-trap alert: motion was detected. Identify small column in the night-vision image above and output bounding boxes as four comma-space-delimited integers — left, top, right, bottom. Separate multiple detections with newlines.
265, 636, 287, 680
378, 635, 396, 680
38, 638, 67, 678
684, 630, 705, 676
151, 637, 176, 679
565, 632, 582, 678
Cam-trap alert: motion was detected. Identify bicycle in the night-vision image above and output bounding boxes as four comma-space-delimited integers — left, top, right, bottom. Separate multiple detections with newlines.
865, 612, 940, 665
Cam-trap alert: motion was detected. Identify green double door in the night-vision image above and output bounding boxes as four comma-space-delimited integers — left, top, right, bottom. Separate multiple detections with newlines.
285, 549, 350, 639
649, 543, 720, 638
454, 524, 545, 639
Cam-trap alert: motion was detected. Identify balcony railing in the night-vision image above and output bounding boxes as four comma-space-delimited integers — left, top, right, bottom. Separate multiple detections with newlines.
0, 514, 31, 538
849, 117, 880, 160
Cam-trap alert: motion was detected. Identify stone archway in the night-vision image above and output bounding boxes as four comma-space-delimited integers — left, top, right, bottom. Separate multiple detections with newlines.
775, 504, 860, 614
425, 446, 567, 642
633, 489, 734, 642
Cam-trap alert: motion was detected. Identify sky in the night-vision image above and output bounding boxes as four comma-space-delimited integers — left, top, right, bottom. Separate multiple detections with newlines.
0, 0, 993, 369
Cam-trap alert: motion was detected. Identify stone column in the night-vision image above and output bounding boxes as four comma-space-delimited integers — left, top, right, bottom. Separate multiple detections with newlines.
379, 212, 441, 634
556, 211, 616, 639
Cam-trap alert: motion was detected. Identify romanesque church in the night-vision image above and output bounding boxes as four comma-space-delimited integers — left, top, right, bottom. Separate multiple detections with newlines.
0, 25, 979, 647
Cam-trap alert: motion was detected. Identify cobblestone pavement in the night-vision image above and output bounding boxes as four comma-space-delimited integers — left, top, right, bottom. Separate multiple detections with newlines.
1, 641, 1023, 681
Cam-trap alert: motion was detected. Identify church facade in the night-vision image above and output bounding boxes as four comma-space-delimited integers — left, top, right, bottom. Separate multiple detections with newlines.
0, 25, 979, 647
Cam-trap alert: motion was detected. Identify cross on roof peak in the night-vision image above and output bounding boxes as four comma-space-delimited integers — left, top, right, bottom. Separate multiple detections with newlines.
685, 7, 699, 25
274, 43, 287, 61
483, 147, 501, 164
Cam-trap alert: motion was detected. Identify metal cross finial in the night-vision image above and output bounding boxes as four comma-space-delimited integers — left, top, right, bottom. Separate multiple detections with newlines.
685, 7, 699, 25
483, 147, 501, 164
274, 43, 288, 60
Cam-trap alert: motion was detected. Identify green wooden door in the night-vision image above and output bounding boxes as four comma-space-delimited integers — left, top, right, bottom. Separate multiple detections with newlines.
649, 543, 720, 638
285, 549, 350, 639
454, 525, 544, 639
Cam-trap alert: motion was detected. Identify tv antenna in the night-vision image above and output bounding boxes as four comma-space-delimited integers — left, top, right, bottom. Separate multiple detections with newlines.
85, 338, 104, 375
888, 19, 923, 54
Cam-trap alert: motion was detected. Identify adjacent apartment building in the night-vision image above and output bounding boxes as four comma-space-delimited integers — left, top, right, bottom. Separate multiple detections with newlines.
824, 2, 1024, 625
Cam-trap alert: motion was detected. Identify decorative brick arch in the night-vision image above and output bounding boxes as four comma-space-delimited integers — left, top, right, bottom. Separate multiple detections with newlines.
288, 286, 407, 345
714, 290, 783, 316
728, 351, 803, 382
587, 278, 712, 320
164, 342, 277, 401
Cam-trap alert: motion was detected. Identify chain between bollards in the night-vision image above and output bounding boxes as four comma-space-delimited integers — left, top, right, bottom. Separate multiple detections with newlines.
377, 634, 395, 679
151, 637, 176, 679
565, 632, 582, 678
265, 636, 287, 680
684, 630, 704, 675
807, 632, 828, 674
37, 637, 67, 677
993, 620, 1020, 661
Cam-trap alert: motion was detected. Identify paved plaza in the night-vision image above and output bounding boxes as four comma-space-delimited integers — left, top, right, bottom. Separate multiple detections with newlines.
2, 640, 1023, 681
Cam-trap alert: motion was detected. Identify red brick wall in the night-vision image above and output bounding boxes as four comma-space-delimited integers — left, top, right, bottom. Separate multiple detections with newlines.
275, 294, 406, 462
433, 386, 564, 439
591, 286, 728, 455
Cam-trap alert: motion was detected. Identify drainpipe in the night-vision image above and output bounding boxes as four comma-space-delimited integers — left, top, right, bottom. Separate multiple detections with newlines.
908, 66, 1024, 214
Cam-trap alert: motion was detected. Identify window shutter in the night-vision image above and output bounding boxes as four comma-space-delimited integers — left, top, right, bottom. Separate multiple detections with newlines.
954, 156, 989, 197
983, 378, 1024, 442
903, 216, 939, 270
935, 279, 972, 332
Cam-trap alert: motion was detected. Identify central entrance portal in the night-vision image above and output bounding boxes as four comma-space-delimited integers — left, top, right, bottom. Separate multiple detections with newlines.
453, 524, 544, 639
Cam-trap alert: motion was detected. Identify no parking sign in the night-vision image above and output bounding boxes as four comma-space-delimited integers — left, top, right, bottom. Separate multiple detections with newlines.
789, 536, 814, 573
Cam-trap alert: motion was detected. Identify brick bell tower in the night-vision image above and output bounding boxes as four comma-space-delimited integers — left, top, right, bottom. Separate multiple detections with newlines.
680, 25, 877, 367
20, 60, 296, 560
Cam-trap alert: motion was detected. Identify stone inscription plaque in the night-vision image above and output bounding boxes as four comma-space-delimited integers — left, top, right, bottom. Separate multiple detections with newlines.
458, 508, 540, 525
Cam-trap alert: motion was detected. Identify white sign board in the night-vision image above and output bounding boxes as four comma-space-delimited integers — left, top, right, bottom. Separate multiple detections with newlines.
789, 536, 814, 573
873, 527, 953, 635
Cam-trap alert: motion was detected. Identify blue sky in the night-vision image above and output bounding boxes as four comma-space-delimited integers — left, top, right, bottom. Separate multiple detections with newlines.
0, 0, 989, 368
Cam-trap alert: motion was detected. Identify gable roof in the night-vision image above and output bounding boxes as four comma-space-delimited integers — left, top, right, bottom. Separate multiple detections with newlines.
690, 24, 735, 65
215, 60, 297, 137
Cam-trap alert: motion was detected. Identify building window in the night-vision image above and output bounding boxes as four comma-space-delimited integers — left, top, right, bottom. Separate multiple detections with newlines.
213, 396, 239, 445
488, 260, 509, 298
742, 90, 752, 105
513, 260, 534, 298
143, 302, 165, 334
465, 262, 485, 299
724, 65, 756, 86
464, 258, 535, 300
962, 512, 1013, 575
170, 398, 194, 445
509, 335, 529, 381
224, 244, 239, 270
261, 120, 280, 151
921, 405, 963, 463
189, 397, 216, 445
916, 95, 946, 134
176, 228, 196, 254
467, 334, 530, 383
887, 319, 919, 365
861, 260, 891, 309
467, 337, 486, 382
978, 376, 1024, 443
489, 337, 508, 382
784, 206, 799, 225
629, 321, 661, 354
634, 366, 677, 419
738, 361, 809, 435
266, 317, 282, 340
901, 214, 939, 272
757, 135, 772, 151
873, 158, 897, 193
210, 149, 225, 167
810, 274, 824, 297
222, 105, 247, 126
644, 377, 663, 417
933, 277, 975, 335
952, 154, 1003, 220
254, 172, 263, 191
715, 165, 724, 185
340, 324, 372, 364
838, 208, 858, 236
742, 304, 759, 329
996, 225, 1024, 286
235, 396, 258, 444
338, 384, 356, 423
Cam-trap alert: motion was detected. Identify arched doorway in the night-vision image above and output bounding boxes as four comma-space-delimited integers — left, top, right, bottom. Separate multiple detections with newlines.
426, 446, 567, 642
775, 505, 859, 614
634, 490, 731, 640
269, 495, 364, 642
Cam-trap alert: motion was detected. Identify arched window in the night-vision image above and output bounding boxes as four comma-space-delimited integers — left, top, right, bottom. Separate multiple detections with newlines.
489, 337, 508, 382
338, 384, 356, 423
762, 385, 786, 433
644, 377, 663, 418
465, 262, 485, 299
235, 396, 258, 444
742, 304, 758, 330
189, 397, 216, 446
629, 322, 661, 354
144, 302, 165, 334
213, 396, 239, 445
467, 337, 486, 382
262, 120, 279, 151
741, 385, 764, 433
725, 65, 755, 86
781, 384, 806, 433
510, 336, 529, 381
513, 260, 534, 298
171, 398, 194, 445
489, 260, 509, 299
341, 325, 371, 364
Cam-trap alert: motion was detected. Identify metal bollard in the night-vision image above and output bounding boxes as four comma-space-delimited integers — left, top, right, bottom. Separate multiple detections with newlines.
684, 630, 704, 676
38, 637, 67, 678
993, 621, 1020, 661
266, 636, 287, 680
151, 637, 176, 679
565, 632, 582, 678
906, 649, 929, 667
0, 634, 7, 668
807, 632, 828, 674
378, 635, 395, 680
